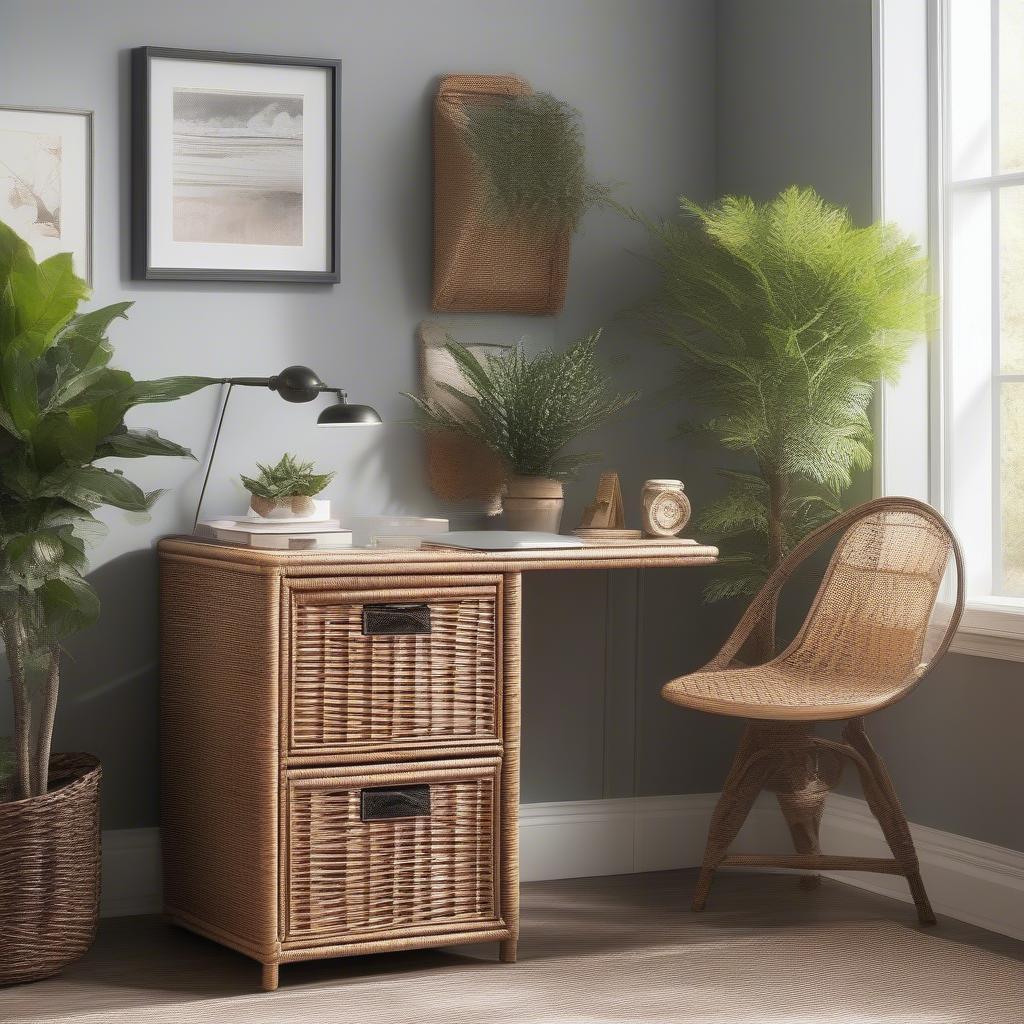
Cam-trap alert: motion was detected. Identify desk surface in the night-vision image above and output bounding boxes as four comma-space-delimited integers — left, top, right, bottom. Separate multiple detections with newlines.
159, 536, 719, 576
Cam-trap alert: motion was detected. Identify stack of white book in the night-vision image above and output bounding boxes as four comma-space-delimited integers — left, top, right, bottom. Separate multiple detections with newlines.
197, 515, 353, 549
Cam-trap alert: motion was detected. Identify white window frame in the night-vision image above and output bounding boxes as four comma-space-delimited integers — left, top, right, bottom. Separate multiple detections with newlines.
875, 0, 1024, 661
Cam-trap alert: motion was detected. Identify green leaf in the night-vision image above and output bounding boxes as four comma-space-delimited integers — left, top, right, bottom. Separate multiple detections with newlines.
129, 376, 216, 404
40, 465, 157, 512
8, 250, 89, 358
0, 342, 39, 433
97, 427, 194, 460
3, 530, 66, 589
58, 301, 132, 372
39, 572, 101, 640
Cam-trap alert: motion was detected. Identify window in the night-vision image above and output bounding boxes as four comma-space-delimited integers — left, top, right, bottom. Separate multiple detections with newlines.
878, 0, 1024, 659
945, 0, 1024, 602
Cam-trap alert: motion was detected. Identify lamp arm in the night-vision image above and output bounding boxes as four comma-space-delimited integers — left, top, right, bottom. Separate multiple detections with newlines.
219, 376, 272, 388
219, 375, 346, 399
192, 382, 235, 533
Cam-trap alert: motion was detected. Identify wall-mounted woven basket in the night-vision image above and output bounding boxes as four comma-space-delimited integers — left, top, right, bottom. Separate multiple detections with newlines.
417, 321, 506, 513
432, 74, 571, 315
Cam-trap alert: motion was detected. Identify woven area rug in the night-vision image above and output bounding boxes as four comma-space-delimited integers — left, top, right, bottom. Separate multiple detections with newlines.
18, 919, 1024, 1024
7, 873, 1024, 1024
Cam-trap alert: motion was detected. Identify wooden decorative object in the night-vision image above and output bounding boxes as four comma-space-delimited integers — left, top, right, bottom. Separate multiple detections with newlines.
661, 497, 965, 923
432, 75, 570, 314
417, 321, 507, 513
158, 537, 718, 990
578, 472, 625, 530
575, 472, 641, 539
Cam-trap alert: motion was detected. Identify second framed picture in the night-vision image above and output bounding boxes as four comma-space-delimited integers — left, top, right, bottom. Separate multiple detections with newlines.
132, 47, 340, 283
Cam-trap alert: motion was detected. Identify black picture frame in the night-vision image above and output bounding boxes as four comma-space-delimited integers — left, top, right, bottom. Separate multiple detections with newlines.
131, 46, 341, 283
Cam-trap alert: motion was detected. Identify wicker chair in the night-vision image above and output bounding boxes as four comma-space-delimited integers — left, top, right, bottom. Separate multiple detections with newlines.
663, 497, 965, 923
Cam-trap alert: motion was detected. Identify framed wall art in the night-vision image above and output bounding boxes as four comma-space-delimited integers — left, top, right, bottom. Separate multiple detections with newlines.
131, 47, 341, 283
0, 105, 92, 282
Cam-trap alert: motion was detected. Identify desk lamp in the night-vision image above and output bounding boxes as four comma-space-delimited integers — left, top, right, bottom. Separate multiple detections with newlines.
192, 365, 382, 531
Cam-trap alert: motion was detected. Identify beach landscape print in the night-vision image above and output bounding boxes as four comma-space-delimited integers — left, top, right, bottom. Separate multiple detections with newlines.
173, 89, 303, 246
133, 48, 339, 281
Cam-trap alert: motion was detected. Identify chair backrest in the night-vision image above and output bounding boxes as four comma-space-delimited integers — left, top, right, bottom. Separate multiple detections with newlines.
781, 499, 964, 688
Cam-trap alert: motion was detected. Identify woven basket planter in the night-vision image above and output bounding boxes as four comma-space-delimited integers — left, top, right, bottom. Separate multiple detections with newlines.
0, 753, 102, 986
432, 74, 571, 314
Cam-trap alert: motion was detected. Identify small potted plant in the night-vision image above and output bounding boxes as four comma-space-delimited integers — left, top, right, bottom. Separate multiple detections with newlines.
404, 330, 637, 532
0, 222, 212, 985
241, 453, 335, 520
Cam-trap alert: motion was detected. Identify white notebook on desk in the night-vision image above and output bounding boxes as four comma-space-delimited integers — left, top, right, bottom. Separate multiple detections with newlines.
423, 531, 585, 551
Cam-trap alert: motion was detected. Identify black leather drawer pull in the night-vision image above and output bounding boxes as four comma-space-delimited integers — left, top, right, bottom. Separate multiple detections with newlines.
362, 603, 432, 636
360, 784, 431, 821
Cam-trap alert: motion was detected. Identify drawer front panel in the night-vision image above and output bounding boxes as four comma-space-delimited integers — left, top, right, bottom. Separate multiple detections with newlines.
289, 583, 499, 756
285, 760, 500, 944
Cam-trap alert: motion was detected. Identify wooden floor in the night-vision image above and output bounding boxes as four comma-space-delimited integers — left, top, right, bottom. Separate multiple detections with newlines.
4, 869, 1023, 1023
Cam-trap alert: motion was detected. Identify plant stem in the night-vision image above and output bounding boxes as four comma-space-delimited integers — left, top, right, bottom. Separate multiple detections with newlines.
750, 466, 789, 663
33, 646, 60, 796
4, 615, 33, 799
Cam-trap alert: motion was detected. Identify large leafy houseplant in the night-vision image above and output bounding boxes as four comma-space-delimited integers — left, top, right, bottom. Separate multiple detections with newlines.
642, 187, 929, 621
404, 330, 637, 480
0, 222, 211, 801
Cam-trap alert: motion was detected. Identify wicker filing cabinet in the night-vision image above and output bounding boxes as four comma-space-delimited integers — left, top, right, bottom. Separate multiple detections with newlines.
158, 538, 716, 990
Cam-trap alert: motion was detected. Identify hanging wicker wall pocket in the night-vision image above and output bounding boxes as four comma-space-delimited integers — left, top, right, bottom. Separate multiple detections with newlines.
432, 74, 570, 314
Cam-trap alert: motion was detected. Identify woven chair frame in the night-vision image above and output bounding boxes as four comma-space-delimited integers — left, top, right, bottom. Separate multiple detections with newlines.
662, 497, 965, 923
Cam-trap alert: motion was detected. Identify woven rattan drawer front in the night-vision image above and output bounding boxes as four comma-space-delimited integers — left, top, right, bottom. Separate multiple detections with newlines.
284, 759, 501, 945
288, 582, 500, 758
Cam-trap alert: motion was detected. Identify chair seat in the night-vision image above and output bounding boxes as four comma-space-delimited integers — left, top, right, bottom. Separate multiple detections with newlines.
661, 660, 920, 722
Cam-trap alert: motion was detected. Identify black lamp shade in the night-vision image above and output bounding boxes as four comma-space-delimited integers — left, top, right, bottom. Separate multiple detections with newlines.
270, 365, 324, 403
317, 401, 383, 426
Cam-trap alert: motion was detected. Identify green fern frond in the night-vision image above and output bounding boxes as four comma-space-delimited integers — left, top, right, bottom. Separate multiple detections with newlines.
464, 92, 611, 231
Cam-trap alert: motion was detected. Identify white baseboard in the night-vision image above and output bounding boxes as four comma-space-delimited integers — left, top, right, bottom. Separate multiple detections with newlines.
100, 794, 1024, 943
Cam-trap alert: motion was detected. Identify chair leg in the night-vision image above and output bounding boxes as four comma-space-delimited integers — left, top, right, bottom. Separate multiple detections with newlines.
842, 718, 936, 926
776, 785, 826, 891
693, 725, 774, 912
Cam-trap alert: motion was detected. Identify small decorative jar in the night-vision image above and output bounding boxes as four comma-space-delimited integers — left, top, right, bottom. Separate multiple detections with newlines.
641, 479, 691, 538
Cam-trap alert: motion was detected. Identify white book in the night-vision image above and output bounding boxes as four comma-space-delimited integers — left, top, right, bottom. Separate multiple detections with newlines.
201, 517, 343, 535
198, 525, 353, 549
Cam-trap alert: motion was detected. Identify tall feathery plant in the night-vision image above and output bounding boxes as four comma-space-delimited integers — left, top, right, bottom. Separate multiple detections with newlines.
643, 186, 930, 608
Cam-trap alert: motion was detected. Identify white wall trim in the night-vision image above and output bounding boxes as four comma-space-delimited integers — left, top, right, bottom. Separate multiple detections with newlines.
101, 794, 1024, 943
948, 603, 1024, 662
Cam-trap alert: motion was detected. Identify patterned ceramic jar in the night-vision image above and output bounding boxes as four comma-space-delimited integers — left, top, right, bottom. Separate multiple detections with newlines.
641, 479, 691, 538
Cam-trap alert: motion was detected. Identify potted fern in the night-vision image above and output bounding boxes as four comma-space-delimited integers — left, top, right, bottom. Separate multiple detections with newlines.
404, 330, 637, 531
241, 453, 335, 520
641, 187, 929, 654
0, 222, 212, 985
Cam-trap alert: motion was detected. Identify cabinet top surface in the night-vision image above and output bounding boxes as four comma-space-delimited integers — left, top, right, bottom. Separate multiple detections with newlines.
158, 536, 718, 575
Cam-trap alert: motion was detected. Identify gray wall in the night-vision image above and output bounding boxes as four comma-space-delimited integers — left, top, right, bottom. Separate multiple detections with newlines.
1, 0, 722, 828
8, 0, 1018, 856
717, 0, 1024, 854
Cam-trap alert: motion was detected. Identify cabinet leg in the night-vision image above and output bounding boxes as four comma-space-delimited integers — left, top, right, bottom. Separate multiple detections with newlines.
261, 962, 279, 991
499, 937, 518, 963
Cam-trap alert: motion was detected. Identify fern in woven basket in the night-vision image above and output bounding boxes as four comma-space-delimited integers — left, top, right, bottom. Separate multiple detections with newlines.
404, 330, 637, 481
640, 186, 930, 603
464, 91, 612, 232
0, 222, 213, 801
